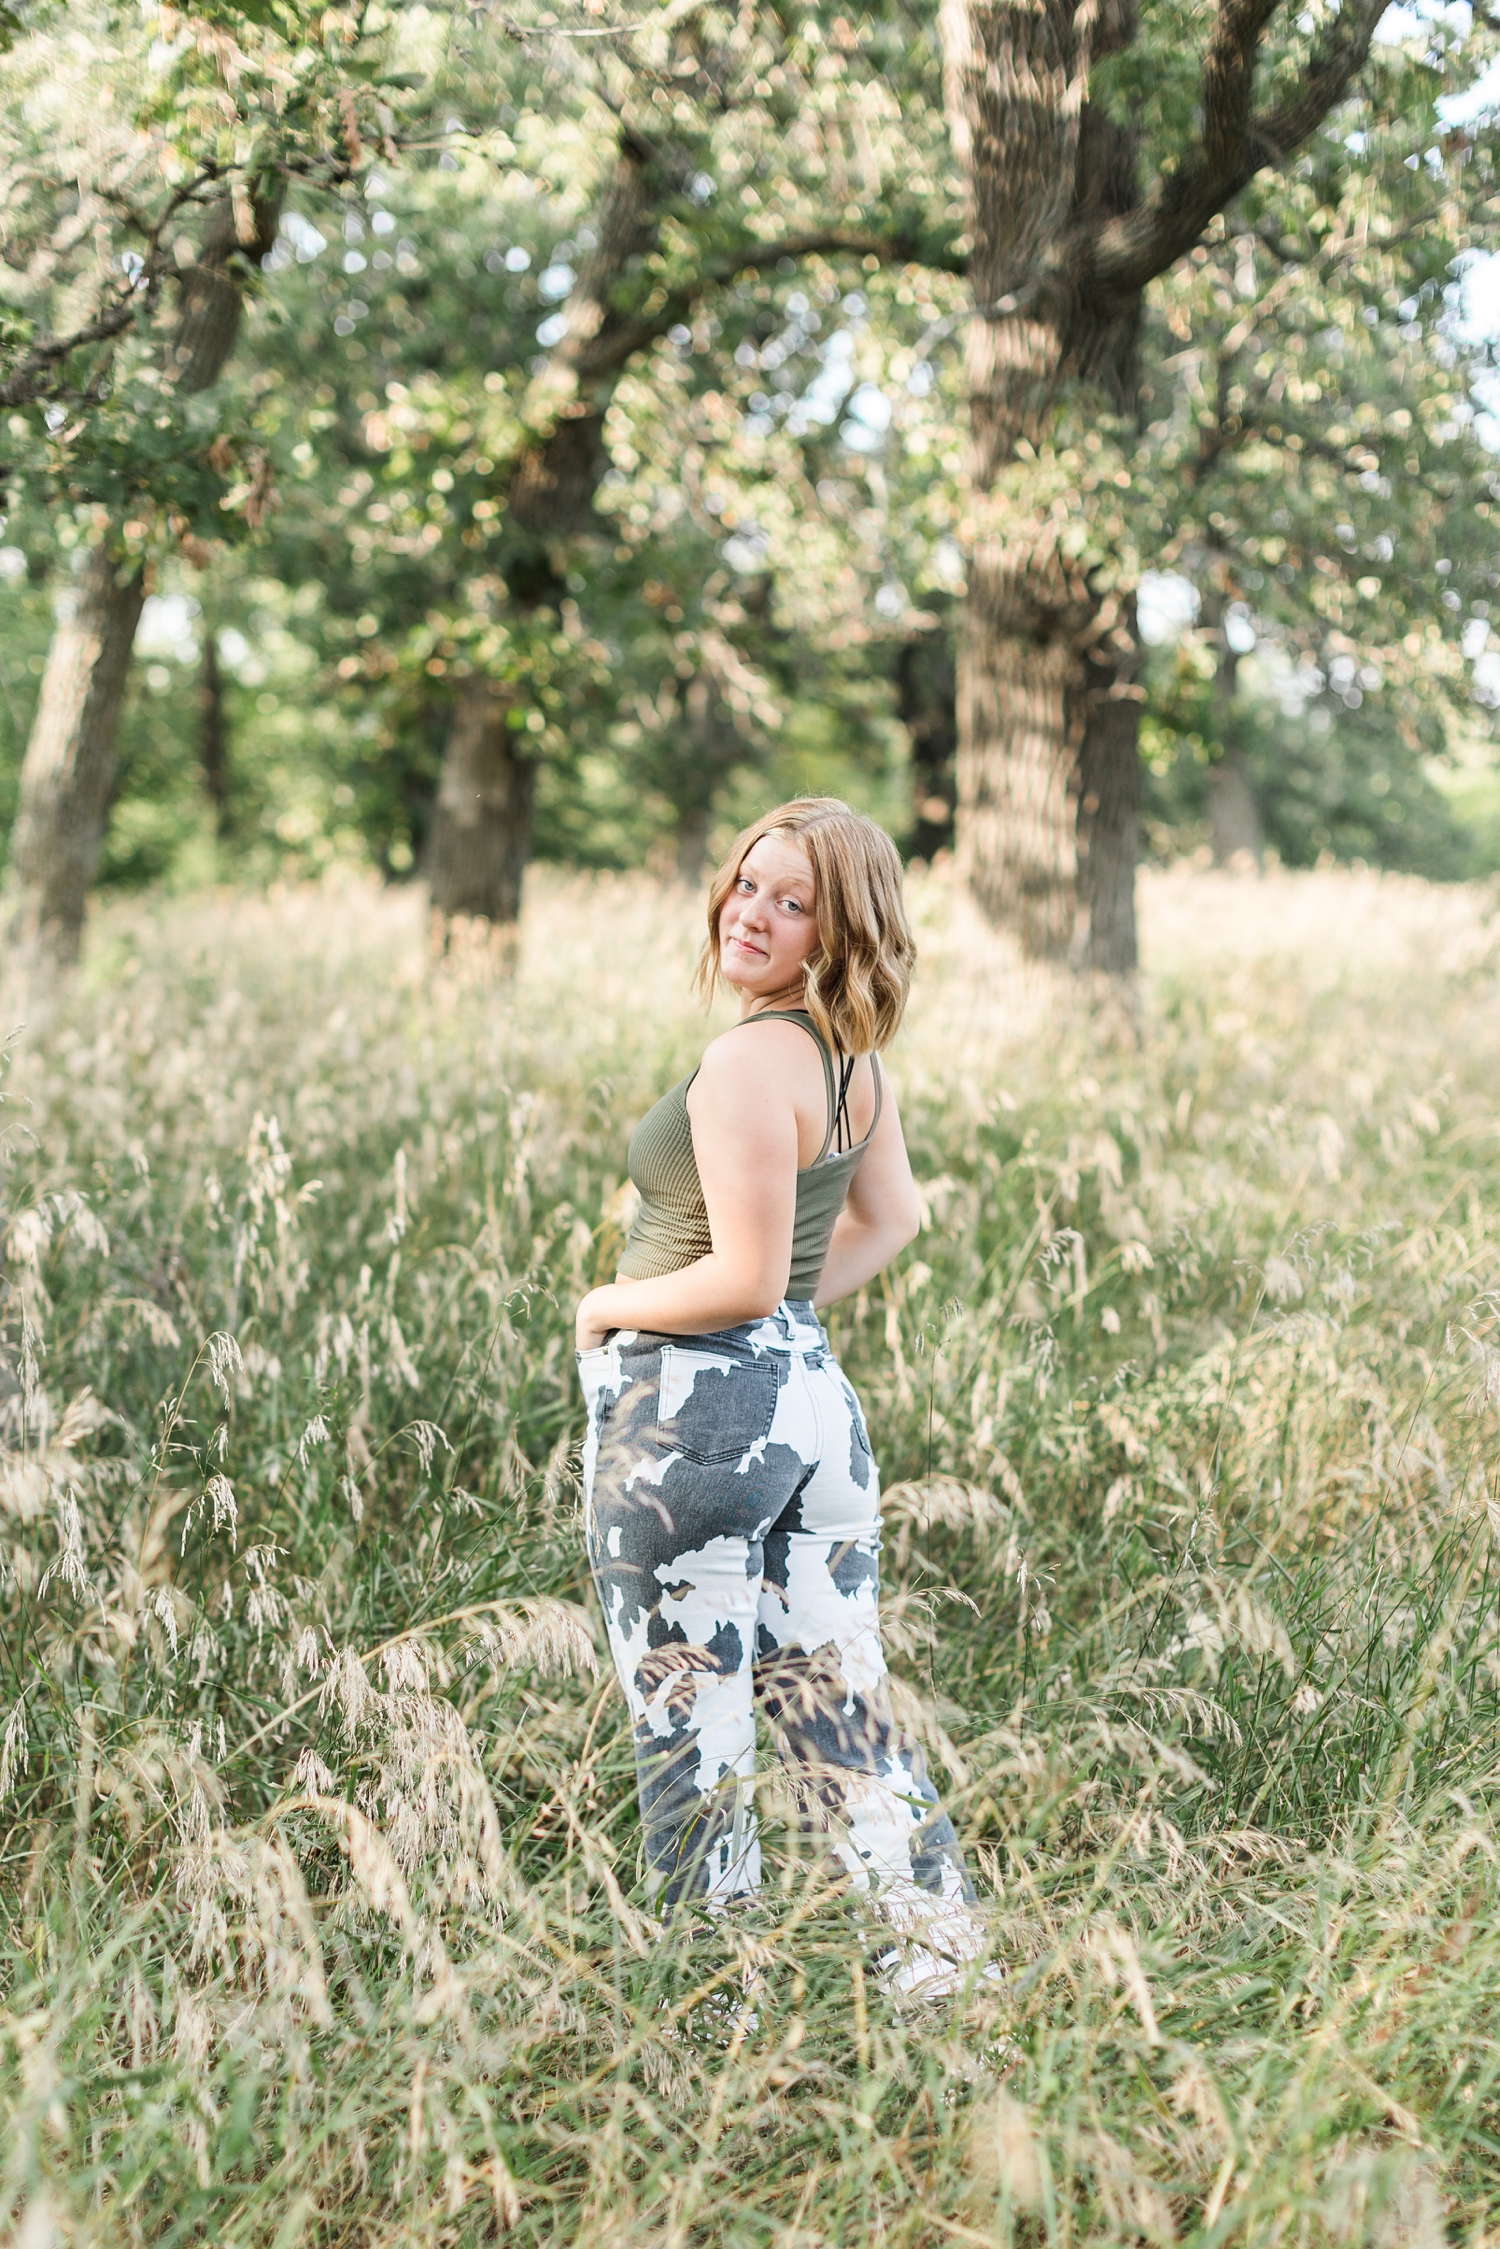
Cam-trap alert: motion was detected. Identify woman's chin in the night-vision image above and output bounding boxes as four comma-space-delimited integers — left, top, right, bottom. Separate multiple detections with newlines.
723, 952, 804, 1001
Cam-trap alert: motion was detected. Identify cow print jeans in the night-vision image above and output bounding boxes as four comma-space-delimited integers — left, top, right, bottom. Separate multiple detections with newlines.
578, 1300, 979, 1927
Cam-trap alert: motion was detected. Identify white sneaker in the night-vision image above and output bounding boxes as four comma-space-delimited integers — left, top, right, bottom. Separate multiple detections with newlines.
875, 1942, 1007, 2008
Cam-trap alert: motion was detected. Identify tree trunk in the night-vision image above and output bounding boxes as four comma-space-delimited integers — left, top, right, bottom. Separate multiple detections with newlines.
1075, 621, 1144, 973
942, 0, 1146, 967
895, 620, 958, 860
939, 0, 1395, 962
2, 549, 147, 961
199, 631, 230, 839
956, 616, 1080, 956
424, 677, 535, 925
674, 804, 713, 886
1208, 748, 1263, 866
954, 440, 1148, 964
2, 187, 280, 962
669, 660, 754, 885
508, 139, 661, 538
674, 674, 720, 885
1198, 589, 1263, 867
417, 140, 668, 926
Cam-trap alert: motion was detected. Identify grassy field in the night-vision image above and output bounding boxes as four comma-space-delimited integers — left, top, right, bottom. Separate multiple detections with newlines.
3, 861, 1500, 2248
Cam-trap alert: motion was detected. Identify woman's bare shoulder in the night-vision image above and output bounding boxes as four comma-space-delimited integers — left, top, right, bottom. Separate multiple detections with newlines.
693, 1018, 826, 1092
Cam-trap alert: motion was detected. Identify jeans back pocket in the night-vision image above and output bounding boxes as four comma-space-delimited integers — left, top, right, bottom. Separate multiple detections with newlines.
656, 1345, 780, 1464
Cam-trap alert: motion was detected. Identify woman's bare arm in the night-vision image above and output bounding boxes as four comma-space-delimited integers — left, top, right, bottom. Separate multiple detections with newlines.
813, 1070, 921, 1308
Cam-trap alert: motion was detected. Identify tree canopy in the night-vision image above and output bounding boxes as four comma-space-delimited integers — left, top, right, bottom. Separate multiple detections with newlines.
2, 0, 1499, 952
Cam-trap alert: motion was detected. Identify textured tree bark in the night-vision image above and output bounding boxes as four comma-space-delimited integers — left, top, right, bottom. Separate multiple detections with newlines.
424, 677, 535, 926
940, 0, 1385, 968
954, 446, 1149, 964
2, 549, 147, 961
942, 0, 1146, 964
1075, 623, 1144, 974
3, 188, 281, 962
956, 624, 1079, 954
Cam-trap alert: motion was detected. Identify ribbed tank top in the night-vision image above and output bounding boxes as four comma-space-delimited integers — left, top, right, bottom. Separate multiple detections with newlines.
617, 1010, 883, 1298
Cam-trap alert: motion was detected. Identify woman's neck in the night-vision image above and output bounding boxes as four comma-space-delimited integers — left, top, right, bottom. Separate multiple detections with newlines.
738, 981, 806, 1019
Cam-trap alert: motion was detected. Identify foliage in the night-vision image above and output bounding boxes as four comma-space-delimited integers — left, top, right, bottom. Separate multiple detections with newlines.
7, 4, 1500, 888
1140, 636, 1482, 875
0, 138, 960, 880
3, 867, 1500, 2242
1131, 18, 1500, 779
0, 0, 430, 424
218, 0, 965, 867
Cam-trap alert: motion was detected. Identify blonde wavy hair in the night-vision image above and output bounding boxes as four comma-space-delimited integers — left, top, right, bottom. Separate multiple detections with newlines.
694, 798, 915, 1054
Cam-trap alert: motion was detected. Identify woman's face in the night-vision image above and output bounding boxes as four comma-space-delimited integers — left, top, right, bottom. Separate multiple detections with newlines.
718, 832, 820, 1002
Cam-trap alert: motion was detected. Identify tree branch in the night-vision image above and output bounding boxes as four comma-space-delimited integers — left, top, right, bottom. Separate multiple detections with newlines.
1091, 0, 1389, 299
1202, 0, 1284, 179
0, 293, 149, 410
0, 164, 237, 411
573, 227, 966, 380
0, 138, 377, 416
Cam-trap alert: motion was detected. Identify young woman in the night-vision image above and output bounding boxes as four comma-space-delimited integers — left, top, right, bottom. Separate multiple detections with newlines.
575, 799, 989, 1994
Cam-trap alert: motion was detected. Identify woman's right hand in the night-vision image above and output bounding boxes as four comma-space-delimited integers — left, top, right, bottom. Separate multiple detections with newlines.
575, 1285, 622, 1352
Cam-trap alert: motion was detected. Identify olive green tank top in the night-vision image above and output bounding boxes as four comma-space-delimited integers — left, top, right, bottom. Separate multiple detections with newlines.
617, 1010, 883, 1299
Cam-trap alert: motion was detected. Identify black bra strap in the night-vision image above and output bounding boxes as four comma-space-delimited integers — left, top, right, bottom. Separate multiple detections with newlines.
734, 1009, 839, 1159
733, 1009, 879, 1161
834, 1051, 857, 1153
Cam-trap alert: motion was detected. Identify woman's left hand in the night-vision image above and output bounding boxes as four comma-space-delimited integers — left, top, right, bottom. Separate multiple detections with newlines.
575, 1287, 618, 1352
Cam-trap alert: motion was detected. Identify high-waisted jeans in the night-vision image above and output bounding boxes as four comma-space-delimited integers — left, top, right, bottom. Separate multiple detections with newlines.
577, 1300, 977, 1921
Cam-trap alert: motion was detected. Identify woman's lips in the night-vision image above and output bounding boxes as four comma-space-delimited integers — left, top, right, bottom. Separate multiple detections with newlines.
728, 935, 766, 959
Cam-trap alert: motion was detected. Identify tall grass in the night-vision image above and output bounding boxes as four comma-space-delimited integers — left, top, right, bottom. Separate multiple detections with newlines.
2, 862, 1499, 2248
